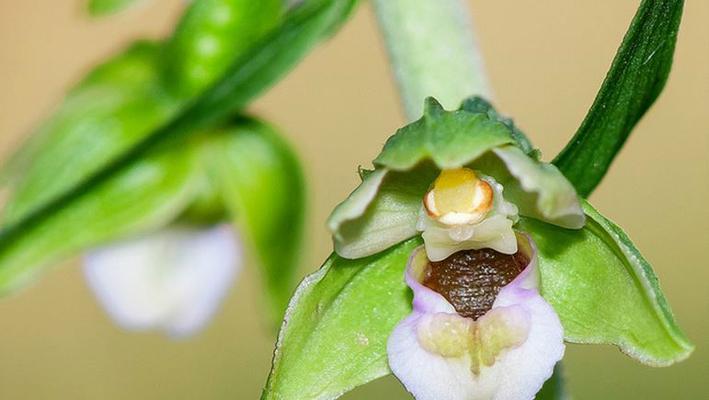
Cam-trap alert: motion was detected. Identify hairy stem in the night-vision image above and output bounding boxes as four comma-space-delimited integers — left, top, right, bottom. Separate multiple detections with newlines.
372, 0, 491, 121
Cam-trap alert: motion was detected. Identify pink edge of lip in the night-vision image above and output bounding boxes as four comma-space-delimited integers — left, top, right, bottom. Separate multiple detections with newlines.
404, 247, 457, 315
405, 232, 540, 314
497, 232, 540, 299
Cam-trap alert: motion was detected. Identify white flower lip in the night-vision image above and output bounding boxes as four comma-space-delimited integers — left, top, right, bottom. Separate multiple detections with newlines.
387, 235, 565, 400
83, 224, 241, 338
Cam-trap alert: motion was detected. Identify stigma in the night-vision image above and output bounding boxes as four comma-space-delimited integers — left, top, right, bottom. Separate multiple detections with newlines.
423, 168, 493, 226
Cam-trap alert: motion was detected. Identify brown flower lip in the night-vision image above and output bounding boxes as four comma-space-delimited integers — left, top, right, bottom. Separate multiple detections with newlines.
422, 247, 529, 320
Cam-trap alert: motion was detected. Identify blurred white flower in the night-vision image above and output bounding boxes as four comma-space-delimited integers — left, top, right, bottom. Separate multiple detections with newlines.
83, 224, 241, 338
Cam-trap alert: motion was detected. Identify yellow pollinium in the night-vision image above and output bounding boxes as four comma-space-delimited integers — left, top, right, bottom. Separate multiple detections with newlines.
424, 168, 493, 225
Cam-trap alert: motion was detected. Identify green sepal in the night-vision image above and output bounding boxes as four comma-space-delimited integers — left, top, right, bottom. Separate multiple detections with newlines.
198, 118, 306, 322
328, 163, 436, 259
552, 0, 685, 197
87, 0, 140, 16
459, 96, 538, 158
2, 0, 357, 233
166, 0, 284, 97
519, 201, 694, 366
476, 146, 585, 229
262, 237, 421, 400
373, 98, 515, 171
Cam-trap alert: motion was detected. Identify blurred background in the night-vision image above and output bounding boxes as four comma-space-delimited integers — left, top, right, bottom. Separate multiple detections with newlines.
0, 0, 706, 399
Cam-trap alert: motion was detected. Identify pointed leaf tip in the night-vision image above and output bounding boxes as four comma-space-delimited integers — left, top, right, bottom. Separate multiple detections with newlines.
552, 0, 685, 196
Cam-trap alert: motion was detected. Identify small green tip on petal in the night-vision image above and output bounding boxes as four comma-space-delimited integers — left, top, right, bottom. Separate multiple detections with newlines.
423, 97, 446, 119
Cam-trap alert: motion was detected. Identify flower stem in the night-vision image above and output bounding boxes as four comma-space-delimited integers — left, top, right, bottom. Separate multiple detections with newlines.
371, 0, 491, 121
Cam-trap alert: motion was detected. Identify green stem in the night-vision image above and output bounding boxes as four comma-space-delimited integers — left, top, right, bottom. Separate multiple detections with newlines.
372, 0, 491, 121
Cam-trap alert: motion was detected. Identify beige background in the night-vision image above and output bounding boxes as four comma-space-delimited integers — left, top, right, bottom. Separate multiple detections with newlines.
0, 1, 707, 399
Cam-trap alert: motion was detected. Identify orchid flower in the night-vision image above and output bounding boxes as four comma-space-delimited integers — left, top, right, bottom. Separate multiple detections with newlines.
263, 98, 692, 400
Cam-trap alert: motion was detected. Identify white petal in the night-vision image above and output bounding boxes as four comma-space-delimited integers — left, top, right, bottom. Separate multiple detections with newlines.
388, 236, 564, 400
83, 224, 241, 338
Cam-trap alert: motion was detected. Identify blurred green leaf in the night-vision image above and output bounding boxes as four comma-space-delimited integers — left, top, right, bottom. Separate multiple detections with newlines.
519, 201, 694, 366
162, 0, 358, 133
552, 0, 684, 197
0, 145, 198, 294
263, 238, 420, 400
166, 0, 284, 96
3, 0, 356, 229
200, 119, 306, 322
87, 0, 140, 16
2, 42, 179, 227
0, 0, 358, 294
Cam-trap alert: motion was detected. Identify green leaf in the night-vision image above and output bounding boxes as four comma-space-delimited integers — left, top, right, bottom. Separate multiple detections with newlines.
0, 145, 198, 294
87, 0, 140, 16
263, 238, 421, 400
199, 119, 306, 322
166, 0, 284, 97
552, 0, 685, 197
536, 364, 569, 400
518, 202, 694, 366
374, 98, 515, 171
